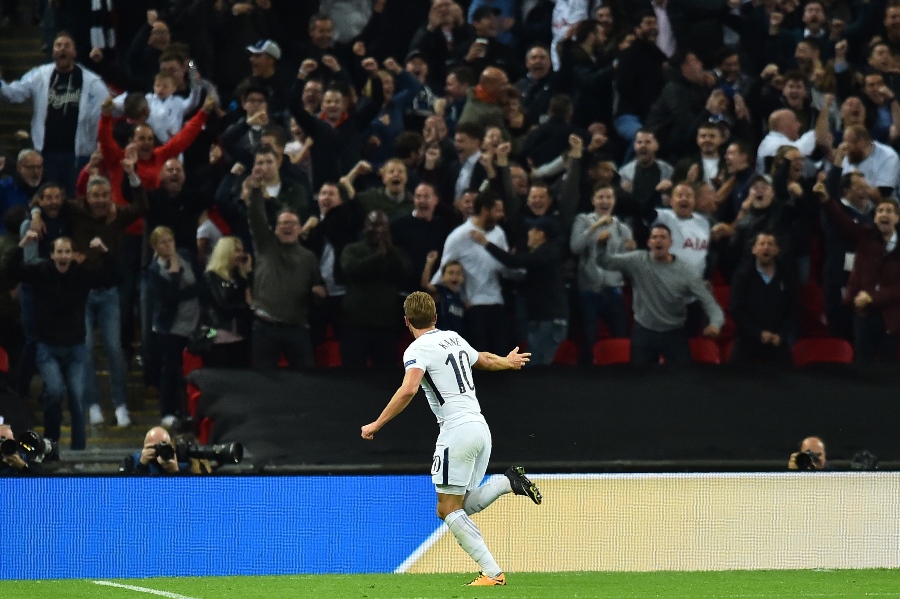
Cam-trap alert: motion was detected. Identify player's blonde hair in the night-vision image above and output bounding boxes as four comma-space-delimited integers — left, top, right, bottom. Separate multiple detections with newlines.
404, 291, 436, 329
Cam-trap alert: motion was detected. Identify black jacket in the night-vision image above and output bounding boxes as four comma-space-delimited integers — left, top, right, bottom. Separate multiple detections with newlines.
204, 270, 251, 336
484, 241, 567, 321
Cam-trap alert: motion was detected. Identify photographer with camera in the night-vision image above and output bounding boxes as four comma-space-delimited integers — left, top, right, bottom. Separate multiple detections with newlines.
119, 426, 191, 475
119, 426, 244, 474
788, 436, 828, 471
0, 423, 42, 476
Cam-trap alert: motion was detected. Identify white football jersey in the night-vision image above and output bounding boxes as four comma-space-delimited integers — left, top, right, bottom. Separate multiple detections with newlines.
403, 329, 487, 430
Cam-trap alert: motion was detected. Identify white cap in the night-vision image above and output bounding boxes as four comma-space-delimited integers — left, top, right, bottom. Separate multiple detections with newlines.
246, 39, 281, 60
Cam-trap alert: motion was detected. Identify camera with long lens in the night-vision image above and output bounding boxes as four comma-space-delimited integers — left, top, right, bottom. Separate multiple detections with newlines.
1, 430, 55, 462
153, 438, 243, 465
794, 449, 819, 471
153, 442, 176, 462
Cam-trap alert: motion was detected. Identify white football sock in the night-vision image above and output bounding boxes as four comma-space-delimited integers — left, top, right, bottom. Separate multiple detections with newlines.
444, 509, 502, 578
463, 476, 512, 515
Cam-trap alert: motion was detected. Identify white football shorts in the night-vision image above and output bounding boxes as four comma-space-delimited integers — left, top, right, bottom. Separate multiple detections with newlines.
431, 421, 492, 495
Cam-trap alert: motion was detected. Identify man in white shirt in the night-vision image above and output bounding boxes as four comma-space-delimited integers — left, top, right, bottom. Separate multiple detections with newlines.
361, 291, 539, 587
756, 109, 817, 173
840, 125, 900, 196
432, 193, 514, 353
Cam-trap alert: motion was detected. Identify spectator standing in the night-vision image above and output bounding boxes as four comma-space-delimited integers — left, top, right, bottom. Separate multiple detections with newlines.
204, 237, 253, 369
596, 223, 723, 365
246, 178, 325, 369
0, 33, 108, 195
570, 183, 635, 363
391, 182, 451, 294
730, 233, 799, 365
340, 210, 411, 368
147, 226, 205, 427
432, 194, 514, 355
12, 232, 114, 450
0, 150, 44, 231
469, 217, 567, 365
819, 181, 900, 363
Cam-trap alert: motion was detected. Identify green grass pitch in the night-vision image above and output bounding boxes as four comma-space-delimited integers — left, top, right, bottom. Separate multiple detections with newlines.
1, 570, 897, 599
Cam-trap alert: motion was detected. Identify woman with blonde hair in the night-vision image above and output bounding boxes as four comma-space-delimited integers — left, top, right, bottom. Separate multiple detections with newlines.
147, 226, 206, 428
204, 236, 252, 368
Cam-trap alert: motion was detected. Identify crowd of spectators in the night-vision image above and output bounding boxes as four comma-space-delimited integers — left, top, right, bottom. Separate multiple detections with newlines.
2, 0, 900, 448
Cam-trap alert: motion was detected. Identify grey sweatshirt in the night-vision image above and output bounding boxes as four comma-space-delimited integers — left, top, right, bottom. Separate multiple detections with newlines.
248, 188, 322, 326
569, 213, 632, 292
596, 246, 724, 332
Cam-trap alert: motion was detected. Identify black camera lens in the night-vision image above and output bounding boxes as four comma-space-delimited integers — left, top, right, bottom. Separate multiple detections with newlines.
0, 438, 19, 457
154, 442, 176, 462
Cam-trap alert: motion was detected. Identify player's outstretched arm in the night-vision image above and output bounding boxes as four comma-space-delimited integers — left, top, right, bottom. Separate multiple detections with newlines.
361, 367, 425, 440
473, 347, 531, 371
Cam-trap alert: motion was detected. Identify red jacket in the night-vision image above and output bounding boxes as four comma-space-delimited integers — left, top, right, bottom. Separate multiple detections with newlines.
97, 111, 207, 235
824, 199, 900, 333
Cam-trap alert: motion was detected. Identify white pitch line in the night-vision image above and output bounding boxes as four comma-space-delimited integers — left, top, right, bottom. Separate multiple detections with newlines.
92, 581, 201, 599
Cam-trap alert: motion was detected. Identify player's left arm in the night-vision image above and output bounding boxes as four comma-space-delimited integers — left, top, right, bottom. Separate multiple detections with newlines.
473, 347, 530, 371
360, 367, 425, 440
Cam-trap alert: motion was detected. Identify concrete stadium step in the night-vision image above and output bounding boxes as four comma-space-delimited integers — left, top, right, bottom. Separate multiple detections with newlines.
0, 25, 41, 150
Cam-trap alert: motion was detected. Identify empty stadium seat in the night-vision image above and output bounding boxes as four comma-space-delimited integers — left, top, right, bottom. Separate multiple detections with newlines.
552, 339, 579, 365
315, 339, 342, 368
689, 338, 721, 365
791, 338, 853, 366
593, 339, 631, 365
0, 346, 8, 373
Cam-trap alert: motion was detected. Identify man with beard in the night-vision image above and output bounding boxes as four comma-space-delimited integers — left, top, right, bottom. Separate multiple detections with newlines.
838, 125, 900, 195
818, 178, 900, 362
596, 223, 723, 365
729, 233, 798, 365
0, 151, 44, 232
357, 159, 414, 218
0, 33, 108, 196
432, 193, 513, 354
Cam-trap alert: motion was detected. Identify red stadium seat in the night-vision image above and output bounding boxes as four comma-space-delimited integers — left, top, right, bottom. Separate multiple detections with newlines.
186, 383, 202, 417
315, 340, 342, 368
0, 346, 8, 373
277, 355, 288, 368
593, 339, 631, 365
182, 349, 203, 377
791, 338, 853, 366
553, 339, 579, 365
689, 338, 721, 364
197, 417, 213, 444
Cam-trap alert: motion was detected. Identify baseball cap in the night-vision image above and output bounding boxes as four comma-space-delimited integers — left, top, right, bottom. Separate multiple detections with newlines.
405, 49, 425, 63
748, 173, 772, 187
530, 217, 558, 240
472, 6, 501, 21
247, 39, 281, 60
